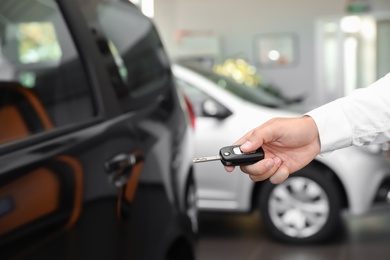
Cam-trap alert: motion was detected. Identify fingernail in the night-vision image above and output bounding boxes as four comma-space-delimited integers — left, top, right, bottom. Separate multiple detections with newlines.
266, 160, 274, 169
241, 141, 252, 150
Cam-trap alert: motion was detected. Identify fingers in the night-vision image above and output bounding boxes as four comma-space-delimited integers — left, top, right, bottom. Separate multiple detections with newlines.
224, 157, 277, 176
269, 165, 289, 184
240, 157, 281, 180
224, 154, 290, 184
240, 157, 290, 184
224, 165, 235, 172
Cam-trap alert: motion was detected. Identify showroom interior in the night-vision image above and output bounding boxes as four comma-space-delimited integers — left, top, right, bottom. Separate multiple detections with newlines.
2, 0, 390, 259
138, 0, 390, 259
151, 0, 390, 107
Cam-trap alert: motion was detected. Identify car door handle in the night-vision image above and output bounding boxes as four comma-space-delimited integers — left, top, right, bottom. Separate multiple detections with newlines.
104, 152, 143, 187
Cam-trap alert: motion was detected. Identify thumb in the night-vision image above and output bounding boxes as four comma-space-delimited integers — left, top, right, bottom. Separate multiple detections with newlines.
240, 140, 259, 153
236, 119, 280, 153
239, 127, 270, 153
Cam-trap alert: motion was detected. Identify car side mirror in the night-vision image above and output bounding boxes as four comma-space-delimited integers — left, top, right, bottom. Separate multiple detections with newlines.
201, 99, 232, 119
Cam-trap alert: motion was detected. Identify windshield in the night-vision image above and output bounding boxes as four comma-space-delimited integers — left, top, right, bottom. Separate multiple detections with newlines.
178, 63, 288, 108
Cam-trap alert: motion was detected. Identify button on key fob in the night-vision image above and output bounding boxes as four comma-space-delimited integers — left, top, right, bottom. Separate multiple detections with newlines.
219, 145, 264, 166
193, 145, 264, 166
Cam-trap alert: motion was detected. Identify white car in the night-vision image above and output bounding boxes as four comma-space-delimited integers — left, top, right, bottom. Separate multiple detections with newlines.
173, 63, 390, 244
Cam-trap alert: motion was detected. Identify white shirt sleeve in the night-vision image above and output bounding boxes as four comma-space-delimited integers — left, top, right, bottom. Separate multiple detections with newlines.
306, 72, 390, 154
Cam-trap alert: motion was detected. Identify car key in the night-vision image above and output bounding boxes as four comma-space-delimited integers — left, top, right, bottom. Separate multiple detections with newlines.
193, 145, 264, 166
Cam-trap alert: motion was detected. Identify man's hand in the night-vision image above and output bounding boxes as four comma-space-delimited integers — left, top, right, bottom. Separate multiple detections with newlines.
225, 116, 321, 184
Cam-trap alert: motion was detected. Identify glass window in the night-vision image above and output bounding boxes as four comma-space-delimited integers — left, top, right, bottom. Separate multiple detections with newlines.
175, 78, 215, 117
77, 0, 171, 112
18, 22, 62, 64
0, 0, 95, 146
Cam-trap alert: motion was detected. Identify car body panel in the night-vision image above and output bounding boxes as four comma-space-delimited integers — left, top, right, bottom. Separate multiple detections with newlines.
316, 147, 390, 214
0, 1, 195, 259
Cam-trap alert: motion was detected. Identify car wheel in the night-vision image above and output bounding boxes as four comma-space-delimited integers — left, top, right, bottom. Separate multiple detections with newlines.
185, 175, 199, 234
259, 165, 342, 244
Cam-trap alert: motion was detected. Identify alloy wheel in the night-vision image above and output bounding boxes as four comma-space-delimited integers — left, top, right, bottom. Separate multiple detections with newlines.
268, 176, 330, 238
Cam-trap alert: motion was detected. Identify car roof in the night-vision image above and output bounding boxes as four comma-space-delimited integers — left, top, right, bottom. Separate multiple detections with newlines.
172, 63, 302, 119
172, 64, 247, 108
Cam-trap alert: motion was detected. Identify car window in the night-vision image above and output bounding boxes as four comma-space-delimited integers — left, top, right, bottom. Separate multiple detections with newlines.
76, 0, 171, 112
175, 77, 216, 117
0, 0, 96, 146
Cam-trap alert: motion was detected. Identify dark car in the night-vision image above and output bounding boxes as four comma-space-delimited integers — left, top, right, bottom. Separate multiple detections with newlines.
0, 0, 197, 259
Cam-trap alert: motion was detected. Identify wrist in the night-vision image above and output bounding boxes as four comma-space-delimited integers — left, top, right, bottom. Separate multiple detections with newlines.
302, 115, 321, 151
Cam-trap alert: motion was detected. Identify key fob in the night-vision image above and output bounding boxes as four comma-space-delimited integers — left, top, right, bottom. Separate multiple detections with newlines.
219, 145, 264, 166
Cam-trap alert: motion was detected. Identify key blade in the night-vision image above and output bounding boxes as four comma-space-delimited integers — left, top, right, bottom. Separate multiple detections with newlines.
193, 155, 221, 163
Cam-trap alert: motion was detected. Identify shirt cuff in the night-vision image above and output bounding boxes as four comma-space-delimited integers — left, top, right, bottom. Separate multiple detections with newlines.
305, 99, 353, 154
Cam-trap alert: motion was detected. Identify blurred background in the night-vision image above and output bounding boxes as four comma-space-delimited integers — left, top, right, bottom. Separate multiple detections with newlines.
134, 0, 390, 109
2, 0, 389, 259
130, 0, 390, 259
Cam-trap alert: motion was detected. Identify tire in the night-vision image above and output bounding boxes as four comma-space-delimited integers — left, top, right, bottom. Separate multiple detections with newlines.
185, 175, 199, 235
259, 165, 342, 244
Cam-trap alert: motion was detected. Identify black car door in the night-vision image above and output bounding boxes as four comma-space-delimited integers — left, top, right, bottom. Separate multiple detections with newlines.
0, 0, 145, 259
0, 0, 194, 259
